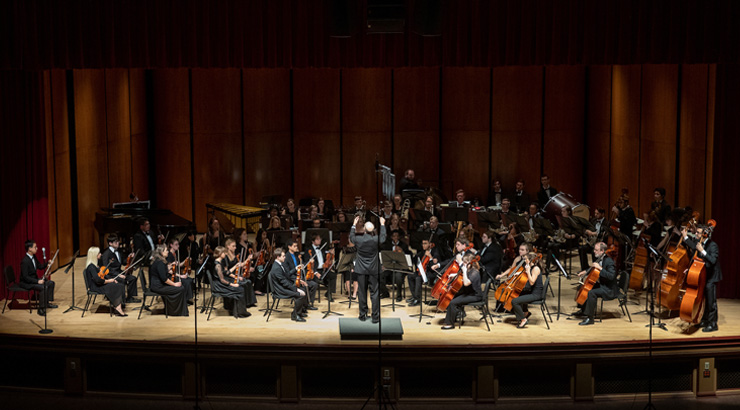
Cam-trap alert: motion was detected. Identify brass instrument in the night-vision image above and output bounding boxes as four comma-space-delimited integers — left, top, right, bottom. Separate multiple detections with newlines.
521, 229, 538, 243
401, 198, 410, 221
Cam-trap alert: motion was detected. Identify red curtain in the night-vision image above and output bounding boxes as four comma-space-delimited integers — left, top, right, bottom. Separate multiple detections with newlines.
2, 0, 739, 70
0, 71, 50, 300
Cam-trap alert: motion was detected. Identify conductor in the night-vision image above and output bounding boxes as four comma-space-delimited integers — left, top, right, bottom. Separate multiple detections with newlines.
351, 215, 387, 323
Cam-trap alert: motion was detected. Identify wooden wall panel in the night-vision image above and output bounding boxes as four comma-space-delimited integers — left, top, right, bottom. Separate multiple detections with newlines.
638, 64, 678, 217
129, 69, 149, 202
543, 65, 585, 202
610, 65, 641, 212
49, 70, 74, 258
705, 64, 715, 219
393, 67, 440, 190
293, 69, 340, 205
678, 64, 709, 217
44, 72, 57, 259
153, 69, 193, 228
242, 69, 291, 206
442, 67, 490, 202
192, 69, 243, 232
74, 69, 109, 250
491, 66, 542, 200
585, 66, 612, 211
342, 68, 392, 205
105, 69, 133, 204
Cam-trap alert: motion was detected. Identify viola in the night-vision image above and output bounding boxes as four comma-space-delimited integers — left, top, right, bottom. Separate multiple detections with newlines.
574, 256, 604, 305
97, 266, 109, 280
494, 253, 543, 311
679, 219, 716, 323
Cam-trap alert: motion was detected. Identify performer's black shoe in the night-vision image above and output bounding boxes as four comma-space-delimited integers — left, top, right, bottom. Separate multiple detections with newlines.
45, 303, 58, 309
578, 318, 594, 326
572, 309, 585, 317
406, 297, 414, 303
408, 299, 420, 307
702, 324, 718, 332
298, 312, 307, 318
395, 296, 403, 302
371, 317, 379, 324
695, 321, 709, 328
127, 297, 142, 303
37, 309, 46, 316
114, 310, 128, 317
291, 314, 306, 322
358, 315, 367, 322
306, 305, 318, 311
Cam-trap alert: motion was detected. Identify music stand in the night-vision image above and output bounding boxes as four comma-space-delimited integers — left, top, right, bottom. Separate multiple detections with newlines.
268, 230, 294, 248
62, 250, 82, 314
550, 252, 571, 321
380, 251, 412, 311
476, 211, 501, 231
337, 252, 357, 308
442, 206, 469, 224
409, 260, 434, 322
302, 228, 331, 247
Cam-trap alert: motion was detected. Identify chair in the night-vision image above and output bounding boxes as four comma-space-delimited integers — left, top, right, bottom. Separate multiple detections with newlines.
528, 276, 553, 329
459, 278, 494, 331
203, 270, 242, 320
81, 269, 112, 318
264, 272, 292, 322
599, 270, 632, 323
137, 272, 168, 319
2, 266, 38, 314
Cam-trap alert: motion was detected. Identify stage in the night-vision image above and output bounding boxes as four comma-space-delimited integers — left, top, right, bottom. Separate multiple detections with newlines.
1, 256, 740, 404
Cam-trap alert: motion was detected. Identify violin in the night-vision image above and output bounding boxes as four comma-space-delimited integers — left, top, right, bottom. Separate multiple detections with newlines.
170, 262, 177, 282
182, 257, 192, 276
97, 266, 109, 280
679, 219, 716, 323
305, 250, 316, 280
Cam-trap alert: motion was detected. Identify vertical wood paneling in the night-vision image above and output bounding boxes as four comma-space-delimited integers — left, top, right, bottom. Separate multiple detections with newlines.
610, 65, 641, 212
153, 69, 192, 229
678, 64, 708, 217
105, 69, 133, 204
342, 68, 392, 205
639, 64, 678, 217
192, 69, 243, 232
129, 69, 149, 201
74, 69, 109, 250
705, 64, 716, 219
585, 66, 612, 210
293, 69, 340, 205
393, 67, 440, 189
442, 67, 490, 202
543, 66, 585, 202
491, 66, 542, 200
44, 71, 57, 259
50, 70, 73, 258
243, 69, 291, 206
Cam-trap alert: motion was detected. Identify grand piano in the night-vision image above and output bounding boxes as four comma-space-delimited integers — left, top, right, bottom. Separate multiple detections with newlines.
94, 201, 194, 249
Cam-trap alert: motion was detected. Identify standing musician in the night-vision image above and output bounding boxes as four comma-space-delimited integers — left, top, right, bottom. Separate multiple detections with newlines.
650, 187, 672, 225
149, 245, 189, 316
212, 246, 250, 318
611, 194, 637, 240
351, 215, 387, 323
408, 238, 440, 307
165, 238, 195, 304
269, 248, 308, 322
479, 230, 503, 280
575, 242, 618, 326
83, 246, 127, 316
537, 174, 558, 208
100, 234, 139, 304
441, 252, 483, 330
682, 224, 722, 332
19, 239, 56, 316
488, 179, 505, 207
399, 169, 420, 191
284, 240, 317, 311
512, 179, 531, 214
224, 238, 258, 309
381, 229, 411, 301
495, 243, 543, 328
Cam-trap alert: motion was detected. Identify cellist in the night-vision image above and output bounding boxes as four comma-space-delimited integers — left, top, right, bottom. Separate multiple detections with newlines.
681, 224, 722, 332
441, 252, 483, 330
575, 242, 618, 326
430, 238, 471, 286
495, 243, 543, 329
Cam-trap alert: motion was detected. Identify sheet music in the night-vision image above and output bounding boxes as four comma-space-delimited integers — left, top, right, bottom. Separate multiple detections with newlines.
417, 261, 428, 283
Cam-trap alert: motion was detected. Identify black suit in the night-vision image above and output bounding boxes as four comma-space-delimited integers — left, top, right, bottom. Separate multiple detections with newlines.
19, 254, 54, 309
409, 247, 440, 300
537, 186, 558, 208
617, 206, 637, 238
684, 236, 721, 326
478, 241, 503, 280
133, 230, 157, 254
285, 251, 317, 306
512, 190, 531, 214
269, 260, 306, 318
583, 256, 619, 320
100, 247, 138, 301
350, 225, 386, 321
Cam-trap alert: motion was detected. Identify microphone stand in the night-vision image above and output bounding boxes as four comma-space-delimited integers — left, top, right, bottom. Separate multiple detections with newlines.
63, 250, 82, 314
193, 255, 209, 410
643, 239, 667, 331
39, 249, 59, 335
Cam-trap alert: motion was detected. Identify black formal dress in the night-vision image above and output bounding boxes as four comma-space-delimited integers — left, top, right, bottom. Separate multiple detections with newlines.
511, 272, 544, 321
213, 259, 248, 318
149, 259, 189, 316
684, 236, 722, 328
651, 200, 672, 225
268, 260, 307, 318
166, 254, 195, 302
443, 267, 483, 325
19, 254, 54, 310
583, 256, 619, 321
84, 263, 125, 308
350, 225, 386, 321
100, 247, 138, 301
226, 255, 258, 308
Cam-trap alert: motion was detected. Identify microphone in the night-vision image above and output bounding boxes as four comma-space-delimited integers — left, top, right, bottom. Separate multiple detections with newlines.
64, 250, 80, 273
42, 247, 46, 260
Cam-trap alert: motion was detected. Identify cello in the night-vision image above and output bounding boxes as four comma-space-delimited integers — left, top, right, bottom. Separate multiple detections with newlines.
435, 255, 481, 311
575, 254, 604, 305
494, 253, 543, 311
430, 243, 474, 299
679, 220, 716, 324
628, 216, 653, 290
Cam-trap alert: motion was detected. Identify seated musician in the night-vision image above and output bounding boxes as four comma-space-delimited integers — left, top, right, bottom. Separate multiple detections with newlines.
285, 240, 317, 311
431, 238, 472, 286
335, 211, 348, 223
252, 229, 273, 294
166, 238, 195, 304
269, 248, 308, 322
311, 217, 322, 229
84, 246, 127, 316
575, 242, 618, 326
381, 202, 394, 220
304, 205, 320, 222
523, 202, 554, 249
305, 233, 336, 302
450, 189, 469, 207
399, 168, 421, 191
650, 187, 672, 225
267, 216, 283, 231
488, 179, 505, 207
348, 196, 366, 221
418, 216, 444, 238
180, 230, 205, 288
495, 244, 543, 328
537, 174, 558, 208
408, 238, 440, 306
381, 229, 411, 301
441, 252, 483, 330
392, 194, 404, 214
19, 239, 56, 316
479, 230, 503, 280
387, 214, 407, 238
149, 245, 189, 316
100, 234, 139, 304
281, 198, 299, 228
512, 179, 531, 214
423, 195, 438, 217
317, 197, 332, 219
498, 198, 516, 228
682, 224, 722, 332
558, 206, 596, 271
212, 246, 250, 318
234, 228, 254, 257
224, 238, 258, 309
132, 218, 163, 257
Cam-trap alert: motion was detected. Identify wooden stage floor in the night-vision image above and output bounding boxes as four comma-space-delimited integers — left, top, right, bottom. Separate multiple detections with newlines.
1, 257, 738, 348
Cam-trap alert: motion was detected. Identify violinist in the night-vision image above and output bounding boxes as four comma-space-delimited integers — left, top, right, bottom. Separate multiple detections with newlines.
234, 228, 255, 267
381, 230, 410, 301
166, 238, 195, 304
512, 179, 531, 214
441, 252, 483, 330
650, 187, 672, 225
306, 233, 335, 302
253, 229, 273, 294
149, 245, 189, 316
83, 246, 127, 316
224, 238, 258, 309
496, 244, 543, 329
351, 215, 387, 323
479, 230, 503, 280
285, 240, 317, 311
212, 246, 250, 318
408, 238, 440, 306
19, 239, 56, 316
575, 242, 618, 326
682, 224, 722, 332
268, 248, 308, 322
100, 234, 140, 304
180, 231, 205, 288
537, 174, 558, 208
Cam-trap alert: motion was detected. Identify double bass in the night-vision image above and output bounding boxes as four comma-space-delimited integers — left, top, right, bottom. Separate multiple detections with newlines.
494, 253, 543, 311
679, 219, 716, 324
658, 212, 699, 310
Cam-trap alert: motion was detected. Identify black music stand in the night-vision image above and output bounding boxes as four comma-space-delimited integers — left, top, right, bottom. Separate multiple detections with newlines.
321, 259, 342, 319
409, 260, 434, 322
302, 228, 331, 247
642, 239, 668, 331
476, 211, 501, 231
442, 206, 469, 224
337, 252, 357, 308
379, 251, 412, 311
62, 250, 82, 314
551, 252, 572, 320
